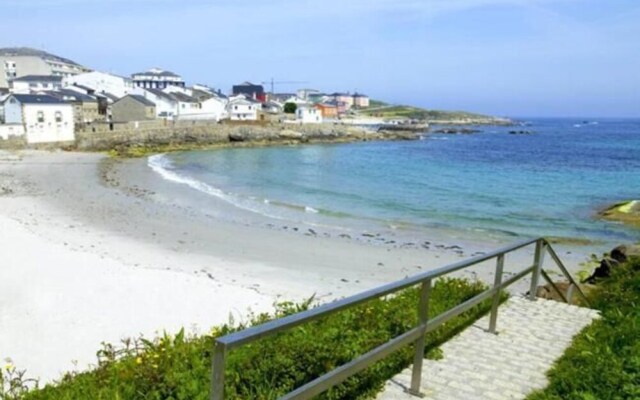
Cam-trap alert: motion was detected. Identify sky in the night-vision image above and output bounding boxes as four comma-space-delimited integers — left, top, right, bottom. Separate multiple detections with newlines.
1, 0, 639, 117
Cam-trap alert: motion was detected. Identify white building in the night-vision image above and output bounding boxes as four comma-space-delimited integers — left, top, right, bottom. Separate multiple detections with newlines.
198, 95, 228, 121
0, 47, 91, 90
2, 94, 75, 143
296, 106, 323, 124
143, 88, 179, 118
227, 95, 259, 121
64, 71, 136, 98
10, 75, 63, 94
132, 68, 185, 90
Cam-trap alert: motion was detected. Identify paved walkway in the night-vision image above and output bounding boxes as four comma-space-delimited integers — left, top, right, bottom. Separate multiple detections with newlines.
377, 296, 600, 400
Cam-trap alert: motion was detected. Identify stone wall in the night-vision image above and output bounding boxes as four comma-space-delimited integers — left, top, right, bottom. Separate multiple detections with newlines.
75, 122, 418, 152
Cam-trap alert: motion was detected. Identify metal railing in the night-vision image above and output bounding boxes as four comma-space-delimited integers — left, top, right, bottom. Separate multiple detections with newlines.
210, 237, 588, 400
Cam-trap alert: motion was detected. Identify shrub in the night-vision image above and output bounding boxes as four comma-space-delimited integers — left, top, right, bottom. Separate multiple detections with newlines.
19, 278, 493, 400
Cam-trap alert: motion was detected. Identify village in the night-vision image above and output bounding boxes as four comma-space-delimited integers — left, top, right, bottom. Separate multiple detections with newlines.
0, 47, 371, 145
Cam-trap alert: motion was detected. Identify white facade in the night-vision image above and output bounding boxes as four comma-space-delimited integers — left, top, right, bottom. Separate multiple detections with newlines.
11, 76, 62, 94
0, 124, 25, 140
132, 68, 185, 89
195, 96, 228, 121
0, 48, 91, 89
143, 89, 178, 118
2, 95, 75, 143
227, 96, 259, 121
296, 106, 323, 124
64, 71, 136, 98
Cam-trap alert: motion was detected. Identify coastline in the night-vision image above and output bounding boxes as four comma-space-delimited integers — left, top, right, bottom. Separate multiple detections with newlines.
0, 149, 595, 383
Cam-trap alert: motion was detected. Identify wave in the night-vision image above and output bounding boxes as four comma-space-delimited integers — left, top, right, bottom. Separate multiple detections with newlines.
148, 154, 328, 221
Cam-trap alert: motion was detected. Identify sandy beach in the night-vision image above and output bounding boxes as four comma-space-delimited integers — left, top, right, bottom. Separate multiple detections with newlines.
0, 149, 593, 383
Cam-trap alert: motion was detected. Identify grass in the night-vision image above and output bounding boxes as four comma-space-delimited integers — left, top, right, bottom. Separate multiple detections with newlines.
357, 105, 501, 123
527, 256, 640, 400
1, 278, 498, 400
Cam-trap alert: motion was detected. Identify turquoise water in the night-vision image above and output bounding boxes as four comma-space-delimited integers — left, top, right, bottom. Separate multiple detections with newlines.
149, 119, 640, 245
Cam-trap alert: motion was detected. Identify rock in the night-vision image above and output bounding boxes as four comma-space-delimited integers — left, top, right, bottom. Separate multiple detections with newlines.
599, 200, 640, 227
228, 133, 246, 142
535, 281, 590, 305
584, 257, 620, 283
610, 245, 628, 263
278, 130, 303, 140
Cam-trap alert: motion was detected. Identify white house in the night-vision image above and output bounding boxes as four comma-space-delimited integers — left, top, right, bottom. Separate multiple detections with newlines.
2, 94, 74, 143
296, 106, 323, 124
143, 88, 178, 118
227, 95, 259, 121
132, 68, 185, 90
63, 71, 136, 98
171, 92, 204, 119
10, 75, 63, 94
198, 95, 228, 121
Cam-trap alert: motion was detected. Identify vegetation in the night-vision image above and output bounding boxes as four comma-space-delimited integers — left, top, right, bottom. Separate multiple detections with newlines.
2, 278, 497, 400
283, 102, 297, 114
527, 256, 640, 400
357, 104, 504, 123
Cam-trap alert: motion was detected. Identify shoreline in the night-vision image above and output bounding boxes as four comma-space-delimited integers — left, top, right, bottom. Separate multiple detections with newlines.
0, 149, 597, 383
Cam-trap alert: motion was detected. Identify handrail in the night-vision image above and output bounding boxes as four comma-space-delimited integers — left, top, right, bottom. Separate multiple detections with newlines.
210, 237, 587, 399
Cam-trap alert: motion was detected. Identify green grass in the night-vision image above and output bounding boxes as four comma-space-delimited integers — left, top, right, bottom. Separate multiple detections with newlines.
527, 257, 640, 400
357, 105, 500, 122
1, 278, 497, 400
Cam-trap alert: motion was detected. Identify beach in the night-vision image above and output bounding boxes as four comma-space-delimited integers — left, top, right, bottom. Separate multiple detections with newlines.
0, 149, 594, 383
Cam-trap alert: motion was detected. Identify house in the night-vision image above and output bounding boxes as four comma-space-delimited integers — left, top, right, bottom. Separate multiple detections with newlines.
296, 106, 323, 124
227, 95, 260, 120
232, 82, 266, 103
353, 92, 370, 108
143, 88, 178, 118
328, 92, 354, 109
297, 88, 320, 100
64, 71, 136, 98
0, 47, 91, 90
111, 94, 156, 122
199, 94, 228, 121
170, 92, 203, 119
315, 102, 339, 119
44, 88, 100, 124
1, 94, 75, 143
10, 75, 63, 94
263, 100, 283, 114
132, 68, 185, 90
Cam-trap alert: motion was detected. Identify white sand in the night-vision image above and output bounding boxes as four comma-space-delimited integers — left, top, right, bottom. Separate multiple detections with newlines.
0, 150, 593, 384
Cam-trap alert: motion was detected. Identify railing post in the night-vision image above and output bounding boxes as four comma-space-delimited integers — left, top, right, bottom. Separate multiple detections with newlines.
566, 283, 575, 304
529, 240, 546, 301
409, 279, 432, 397
211, 341, 226, 400
488, 254, 505, 333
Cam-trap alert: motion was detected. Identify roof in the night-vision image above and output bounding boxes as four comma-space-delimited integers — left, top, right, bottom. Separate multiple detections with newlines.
353, 93, 368, 98
97, 92, 120, 102
6, 94, 66, 105
119, 94, 155, 107
11, 75, 63, 83
146, 88, 177, 102
132, 68, 181, 78
316, 102, 338, 108
170, 92, 199, 103
0, 47, 85, 67
329, 92, 350, 97
45, 89, 97, 103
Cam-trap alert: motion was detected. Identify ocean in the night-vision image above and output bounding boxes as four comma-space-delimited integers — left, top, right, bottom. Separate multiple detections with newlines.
148, 118, 640, 247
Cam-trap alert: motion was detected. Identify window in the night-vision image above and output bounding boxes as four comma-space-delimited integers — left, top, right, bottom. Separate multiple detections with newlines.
37, 111, 45, 123
55, 111, 62, 123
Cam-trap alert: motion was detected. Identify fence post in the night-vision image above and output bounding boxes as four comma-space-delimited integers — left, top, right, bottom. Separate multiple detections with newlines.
409, 278, 432, 397
488, 254, 505, 333
210, 341, 226, 400
529, 240, 546, 301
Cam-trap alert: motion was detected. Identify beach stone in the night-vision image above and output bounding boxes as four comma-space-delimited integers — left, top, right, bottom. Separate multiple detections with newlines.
610, 245, 628, 263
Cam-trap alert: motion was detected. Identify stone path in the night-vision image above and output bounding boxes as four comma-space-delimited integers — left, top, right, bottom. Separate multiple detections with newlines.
377, 296, 600, 400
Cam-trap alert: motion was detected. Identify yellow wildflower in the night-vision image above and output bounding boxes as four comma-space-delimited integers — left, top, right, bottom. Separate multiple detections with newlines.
135, 357, 143, 365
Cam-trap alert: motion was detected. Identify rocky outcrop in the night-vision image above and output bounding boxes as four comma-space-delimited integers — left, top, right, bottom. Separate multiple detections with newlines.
598, 200, 640, 227
535, 281, 591, 305
583, 243, 640, 284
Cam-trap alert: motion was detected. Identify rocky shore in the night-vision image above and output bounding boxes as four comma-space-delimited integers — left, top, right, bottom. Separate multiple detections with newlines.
598, 200, 640, 227
74, 122, 420, 157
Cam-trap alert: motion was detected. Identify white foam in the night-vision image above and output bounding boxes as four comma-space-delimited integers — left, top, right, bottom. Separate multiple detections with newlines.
147, 154, 282, 220
305, 206, 319, 214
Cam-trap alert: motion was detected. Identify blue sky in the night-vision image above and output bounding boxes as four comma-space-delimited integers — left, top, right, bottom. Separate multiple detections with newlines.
1, 0, 639, 117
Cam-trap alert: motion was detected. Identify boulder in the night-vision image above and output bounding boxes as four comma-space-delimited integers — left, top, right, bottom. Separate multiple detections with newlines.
535, 281, 590, 305
278, 130, 303, 140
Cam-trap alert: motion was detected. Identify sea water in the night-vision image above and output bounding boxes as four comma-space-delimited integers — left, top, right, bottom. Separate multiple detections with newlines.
148, 118, 640, 246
